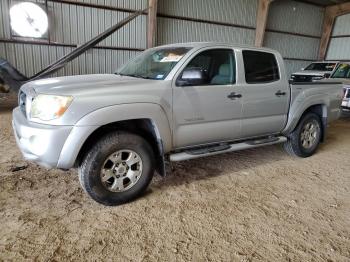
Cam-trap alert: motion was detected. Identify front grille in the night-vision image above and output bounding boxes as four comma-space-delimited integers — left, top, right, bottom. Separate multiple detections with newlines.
19, 91, 27, 117
290, 74, 313, 83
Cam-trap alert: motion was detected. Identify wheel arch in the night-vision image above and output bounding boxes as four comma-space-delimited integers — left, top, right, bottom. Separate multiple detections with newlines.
75, 118, 167, 176
57, 103, 172, 174
285, 103, 328, 142
302, 104, 327, 142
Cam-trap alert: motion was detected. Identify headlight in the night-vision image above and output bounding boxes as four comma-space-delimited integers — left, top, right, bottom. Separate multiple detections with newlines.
30, 94, 73, 121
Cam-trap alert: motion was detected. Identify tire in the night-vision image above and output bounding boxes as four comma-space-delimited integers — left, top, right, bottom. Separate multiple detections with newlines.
78, 131, 155, 206
283, 112, 322, 158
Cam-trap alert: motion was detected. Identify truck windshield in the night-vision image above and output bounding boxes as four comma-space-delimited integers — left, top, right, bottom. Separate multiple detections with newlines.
117, 47, 191, 80
332, 63, 350, 79
305, 63, 336, 71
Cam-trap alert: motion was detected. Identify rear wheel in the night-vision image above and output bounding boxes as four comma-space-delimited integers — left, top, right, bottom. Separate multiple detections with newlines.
79, 131, 155, 206
284, 112, 322, 158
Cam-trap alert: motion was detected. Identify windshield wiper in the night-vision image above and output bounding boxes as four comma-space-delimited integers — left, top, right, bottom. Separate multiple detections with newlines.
116, 73, 153, 79
133, 75, 154, 79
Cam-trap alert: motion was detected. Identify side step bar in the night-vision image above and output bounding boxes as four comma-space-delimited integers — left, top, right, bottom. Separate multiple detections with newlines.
169, 136, 287, 162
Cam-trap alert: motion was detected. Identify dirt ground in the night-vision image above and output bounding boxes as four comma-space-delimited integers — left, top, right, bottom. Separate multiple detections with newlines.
0, 109, 350, 262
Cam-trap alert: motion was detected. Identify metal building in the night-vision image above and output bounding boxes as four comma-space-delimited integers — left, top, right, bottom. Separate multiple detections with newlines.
0, 0, 349, 79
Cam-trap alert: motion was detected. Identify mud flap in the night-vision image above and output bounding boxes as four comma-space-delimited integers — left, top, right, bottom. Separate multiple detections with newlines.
321, 116, 327, 143
156, 139, 166, 177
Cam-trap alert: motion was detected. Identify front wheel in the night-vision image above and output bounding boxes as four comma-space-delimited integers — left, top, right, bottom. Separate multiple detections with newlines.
284, 112, 322, 158
78, 131, 155, 206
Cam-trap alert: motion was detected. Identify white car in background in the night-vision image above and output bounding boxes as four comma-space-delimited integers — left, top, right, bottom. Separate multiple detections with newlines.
330, 62, 350, 112
291, 61, 339, 82
343, 88, 350, 112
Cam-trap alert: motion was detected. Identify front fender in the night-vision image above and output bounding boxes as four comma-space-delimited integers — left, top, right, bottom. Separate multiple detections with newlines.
57, 103, 172, 169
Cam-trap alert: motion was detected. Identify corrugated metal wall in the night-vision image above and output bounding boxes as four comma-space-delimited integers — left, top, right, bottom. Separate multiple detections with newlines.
0, 0, 325, 78
266, 1, 323, 36
67, 0, 146, 10
157, 19, 255, 46
0, 42, 139, 77
157, 0, 257, 46
157, 0, 257, 27
265, 0, 324, 76
326, 13, 350, 60
157, 0, 324, 77
0, 0, 147, 77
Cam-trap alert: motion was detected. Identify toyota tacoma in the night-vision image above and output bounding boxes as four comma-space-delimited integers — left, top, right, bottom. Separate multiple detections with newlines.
12, 42, 343, 205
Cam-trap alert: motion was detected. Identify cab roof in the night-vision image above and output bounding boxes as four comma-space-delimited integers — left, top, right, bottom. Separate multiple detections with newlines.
155, 42, 279, 54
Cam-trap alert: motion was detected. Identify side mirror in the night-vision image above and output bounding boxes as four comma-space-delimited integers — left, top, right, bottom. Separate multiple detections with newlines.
324, 73, 331, 78
301, 68, 305, 71
176, 67, 205, 86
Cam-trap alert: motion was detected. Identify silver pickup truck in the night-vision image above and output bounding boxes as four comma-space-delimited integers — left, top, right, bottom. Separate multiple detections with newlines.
12, 42, 343, 205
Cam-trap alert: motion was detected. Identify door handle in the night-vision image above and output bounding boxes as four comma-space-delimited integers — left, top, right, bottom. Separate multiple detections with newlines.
227, 92, 242, 99
275, 90, 286, 96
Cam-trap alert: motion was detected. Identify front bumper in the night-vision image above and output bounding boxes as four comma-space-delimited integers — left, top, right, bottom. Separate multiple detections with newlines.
12, 107, 73, 168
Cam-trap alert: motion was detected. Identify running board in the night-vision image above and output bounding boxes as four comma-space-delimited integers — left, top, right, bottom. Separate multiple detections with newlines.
169, 136, 287, 162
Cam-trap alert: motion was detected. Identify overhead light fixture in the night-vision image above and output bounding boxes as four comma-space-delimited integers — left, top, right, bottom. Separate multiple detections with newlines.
10, 2, 48, 38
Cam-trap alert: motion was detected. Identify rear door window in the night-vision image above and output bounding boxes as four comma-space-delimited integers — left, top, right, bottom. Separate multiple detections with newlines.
242, 50, 280, 84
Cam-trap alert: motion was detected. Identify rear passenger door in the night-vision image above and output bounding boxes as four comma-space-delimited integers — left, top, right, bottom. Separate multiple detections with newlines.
240, 50, 290, 138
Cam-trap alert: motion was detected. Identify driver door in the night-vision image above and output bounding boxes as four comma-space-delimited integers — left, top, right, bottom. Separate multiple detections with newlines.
172, 48, 243, 148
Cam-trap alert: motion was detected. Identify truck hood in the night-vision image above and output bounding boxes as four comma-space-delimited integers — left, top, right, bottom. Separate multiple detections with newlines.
292, 70, 329, 76
25, 74, 153, 96
20, 73, 172, 126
